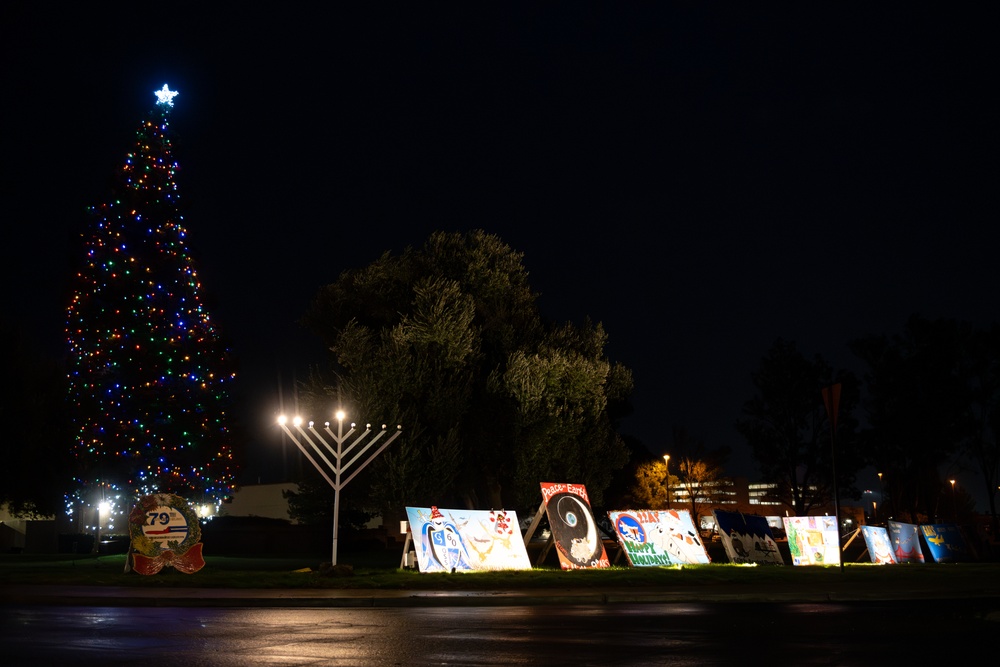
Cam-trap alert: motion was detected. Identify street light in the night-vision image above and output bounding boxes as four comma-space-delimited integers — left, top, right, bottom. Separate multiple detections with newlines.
877, 472, 888, 521
277, 411, 402, 566
663, 454, 671, 510
95, 501, 110, 554
949, 479, 957, 520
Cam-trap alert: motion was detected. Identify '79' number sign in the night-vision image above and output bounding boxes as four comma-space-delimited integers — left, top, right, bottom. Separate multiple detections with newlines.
141, 506, 190, 546
127, 494, 205, 574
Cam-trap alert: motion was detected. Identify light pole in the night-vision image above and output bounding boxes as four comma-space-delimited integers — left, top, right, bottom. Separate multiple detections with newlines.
663, 454, 671, 510
95, 501, 110, 554
949, 479, 957, 521
821, 383, 844, 573
877, 472, 884, 521
277, 411, 402, 566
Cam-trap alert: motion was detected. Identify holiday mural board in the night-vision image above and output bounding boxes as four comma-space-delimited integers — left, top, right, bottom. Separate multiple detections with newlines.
608, 509, 711, 566
127, 493, 205, 575
920, 524, 973, 563
540, 482, 610, 569
712, 509, 784, 565
782, 516, 841, 567
860, 525, 897, 564
404, 507, 531, 572
888, 521, 926, 564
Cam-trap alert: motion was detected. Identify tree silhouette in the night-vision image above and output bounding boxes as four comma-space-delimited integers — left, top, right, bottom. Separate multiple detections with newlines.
737, 339, 862, 515
850, 316, 973, 523
0, 322, 72, 516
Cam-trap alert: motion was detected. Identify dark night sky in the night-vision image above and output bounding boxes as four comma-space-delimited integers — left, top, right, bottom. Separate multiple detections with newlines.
3, 5, 997, 504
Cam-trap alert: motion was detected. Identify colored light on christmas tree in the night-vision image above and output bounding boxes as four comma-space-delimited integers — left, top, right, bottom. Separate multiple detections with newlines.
66, 85, 239, 528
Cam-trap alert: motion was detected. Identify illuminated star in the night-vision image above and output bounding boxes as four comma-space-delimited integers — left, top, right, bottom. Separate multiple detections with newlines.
154, 84, 179, 107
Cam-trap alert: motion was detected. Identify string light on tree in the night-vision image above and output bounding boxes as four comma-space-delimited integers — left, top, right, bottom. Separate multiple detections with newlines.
65, 84, 239, 533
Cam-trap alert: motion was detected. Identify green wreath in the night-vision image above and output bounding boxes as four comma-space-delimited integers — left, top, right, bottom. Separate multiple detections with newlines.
128, 493, 202, 556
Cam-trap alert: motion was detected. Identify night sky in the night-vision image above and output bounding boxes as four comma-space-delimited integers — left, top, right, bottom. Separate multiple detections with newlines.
4, 5, 997, 500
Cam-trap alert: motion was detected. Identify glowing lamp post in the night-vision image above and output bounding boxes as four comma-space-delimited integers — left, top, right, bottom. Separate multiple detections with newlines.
663, 454, 671, 510
276, 411, 401, 566
94, 501, 111, 554
877, 472, 885, 521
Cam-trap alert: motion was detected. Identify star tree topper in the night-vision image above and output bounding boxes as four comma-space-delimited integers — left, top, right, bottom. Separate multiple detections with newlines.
155, 84, 179, 107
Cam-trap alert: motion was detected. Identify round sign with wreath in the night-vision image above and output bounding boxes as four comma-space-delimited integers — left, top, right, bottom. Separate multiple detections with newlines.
127, 493, 205, 575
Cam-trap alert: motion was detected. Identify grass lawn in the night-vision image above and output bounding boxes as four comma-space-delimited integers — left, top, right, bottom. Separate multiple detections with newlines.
2, 551, 999, 597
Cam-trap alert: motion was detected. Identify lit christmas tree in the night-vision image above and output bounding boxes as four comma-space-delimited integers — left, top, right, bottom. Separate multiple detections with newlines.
66, 85, 239, 531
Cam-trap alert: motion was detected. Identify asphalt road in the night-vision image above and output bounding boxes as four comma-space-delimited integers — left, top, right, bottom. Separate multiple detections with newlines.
2, 599, 997, 666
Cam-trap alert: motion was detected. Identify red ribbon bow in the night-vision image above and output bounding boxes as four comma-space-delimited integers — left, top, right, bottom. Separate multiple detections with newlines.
132, 542, 205, 575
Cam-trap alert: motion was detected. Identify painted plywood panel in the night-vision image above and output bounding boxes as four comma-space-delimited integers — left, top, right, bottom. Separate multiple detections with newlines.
861, 525, 896, 564
712, 509, 784, 565
783, 515, 841, 567
888, 521, 926, 564
920, 523, 973, 563
405, 506, 531, 572
540, 482, 609, 569
608, 509, 711, 566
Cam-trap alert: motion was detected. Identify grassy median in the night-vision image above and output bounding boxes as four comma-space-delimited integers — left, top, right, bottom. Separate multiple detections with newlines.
2, 552, 1000, 597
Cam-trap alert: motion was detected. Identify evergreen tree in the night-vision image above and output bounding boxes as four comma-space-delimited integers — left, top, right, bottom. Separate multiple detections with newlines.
301, 230, 633, 515
65, 85, 239, 529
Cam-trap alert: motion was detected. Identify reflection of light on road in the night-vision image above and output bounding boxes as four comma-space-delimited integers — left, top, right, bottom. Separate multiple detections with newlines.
5, 602, 993, 666
615, 604, 711, 617
786, 603, 851, 614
